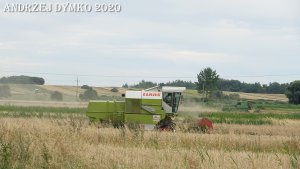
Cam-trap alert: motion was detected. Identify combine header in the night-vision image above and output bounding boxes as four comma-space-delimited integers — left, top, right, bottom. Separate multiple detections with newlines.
86, 86, 186, 131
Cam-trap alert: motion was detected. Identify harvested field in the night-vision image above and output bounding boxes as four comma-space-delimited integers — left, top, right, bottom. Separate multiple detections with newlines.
3, 84, 125, 102
0, 100, 88, 107
224, 91, 288, 102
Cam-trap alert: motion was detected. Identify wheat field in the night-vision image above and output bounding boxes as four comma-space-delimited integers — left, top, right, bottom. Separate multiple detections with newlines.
0, 117, 299, 169
0, 85, 299, 168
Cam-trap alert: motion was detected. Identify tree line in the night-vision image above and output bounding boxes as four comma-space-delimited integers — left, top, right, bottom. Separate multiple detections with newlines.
127, 79, 288, 94
217, 80, 288, 94
196, 67, 299, 104
0, 75, 45, 85
126, 67, 300, 104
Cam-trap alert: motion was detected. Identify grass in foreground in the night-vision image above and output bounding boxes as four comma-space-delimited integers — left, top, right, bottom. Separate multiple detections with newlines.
0, 117, 299, 169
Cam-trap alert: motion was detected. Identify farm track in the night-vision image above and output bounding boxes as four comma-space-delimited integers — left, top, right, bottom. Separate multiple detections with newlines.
0, 100, 88, 107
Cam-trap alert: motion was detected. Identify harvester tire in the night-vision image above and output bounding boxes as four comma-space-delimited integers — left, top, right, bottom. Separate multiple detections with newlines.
156, 117, 176, 132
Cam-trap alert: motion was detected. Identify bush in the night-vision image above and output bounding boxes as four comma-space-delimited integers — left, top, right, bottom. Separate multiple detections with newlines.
286, 81, 300, 104
81, 85, 92, 90
0, 76, 45, 85
122, 83, 129, 88
50, 91, 63, 101
79, 89, 98, 101
0, 85, 11, 98
111, 87, 119, 92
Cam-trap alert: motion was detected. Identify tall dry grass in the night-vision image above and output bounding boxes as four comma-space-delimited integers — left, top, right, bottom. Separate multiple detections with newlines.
0, 117, 299, 169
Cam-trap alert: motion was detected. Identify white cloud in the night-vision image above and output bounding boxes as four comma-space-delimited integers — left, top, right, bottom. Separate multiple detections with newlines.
163, 51, 237, 63
0, 57, 44, 67
215, 20, 252, 35
132, 48, 240, 65
171, 0, 300, 19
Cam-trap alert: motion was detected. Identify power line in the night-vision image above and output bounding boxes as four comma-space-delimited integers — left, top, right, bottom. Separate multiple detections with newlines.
0, 70, 194, 78
222, 74, 300, 78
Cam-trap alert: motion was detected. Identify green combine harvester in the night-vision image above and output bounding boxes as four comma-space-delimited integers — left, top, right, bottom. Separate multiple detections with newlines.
86, 86, 186, 131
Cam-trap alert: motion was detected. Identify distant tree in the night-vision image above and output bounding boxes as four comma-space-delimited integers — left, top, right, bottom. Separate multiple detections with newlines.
50, 91, 63, 101
79, 89, 98, 101
239, 82, 264, 93
122, 83, 129, 88
244, 82, 265, 93
111, 87, 119, 92
196, 67, 219, 99
81, 85, 92, 90
30, 77, 45, 85
0, 75, 45, 85
162, 80, 197, 89
266, 82, 287, 94
131, 80, 157, 89
218, 79, 288, 94
218, 79, 242, 92
0, 85, 11, 98
285, 80, 300, 104
127, 78, 288, 94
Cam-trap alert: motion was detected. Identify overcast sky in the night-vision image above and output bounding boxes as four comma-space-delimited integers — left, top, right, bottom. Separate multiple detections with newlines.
0, 0, 299, 86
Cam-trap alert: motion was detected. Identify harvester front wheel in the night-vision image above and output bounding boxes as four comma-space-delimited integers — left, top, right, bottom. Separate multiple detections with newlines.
156, 116, 176, 132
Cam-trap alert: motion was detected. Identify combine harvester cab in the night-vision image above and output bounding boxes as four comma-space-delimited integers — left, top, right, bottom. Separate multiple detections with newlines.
86, 86, 186, 130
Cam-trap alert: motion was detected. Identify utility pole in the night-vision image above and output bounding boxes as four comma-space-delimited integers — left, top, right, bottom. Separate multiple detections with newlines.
76, 76, 79, 100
